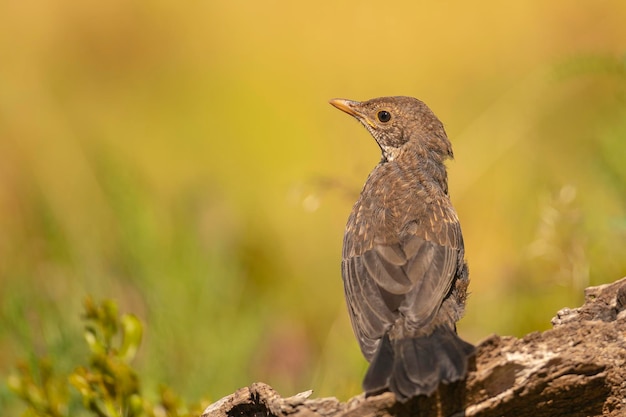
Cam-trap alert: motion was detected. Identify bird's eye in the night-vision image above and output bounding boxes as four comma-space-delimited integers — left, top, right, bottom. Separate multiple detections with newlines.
377, 110, 391, 123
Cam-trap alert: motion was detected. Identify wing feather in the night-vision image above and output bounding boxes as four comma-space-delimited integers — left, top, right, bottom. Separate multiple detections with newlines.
342, 213, 463, 359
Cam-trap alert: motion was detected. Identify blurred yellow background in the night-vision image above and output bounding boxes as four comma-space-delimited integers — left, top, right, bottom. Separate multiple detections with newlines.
1, 0, 626, 411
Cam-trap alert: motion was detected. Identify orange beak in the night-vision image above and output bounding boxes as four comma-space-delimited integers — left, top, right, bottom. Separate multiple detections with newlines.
329, 98, 360, 117
329, 98, 376, 128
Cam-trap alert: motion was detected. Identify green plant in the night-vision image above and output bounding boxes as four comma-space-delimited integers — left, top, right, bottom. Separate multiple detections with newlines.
8, 298, 204, 417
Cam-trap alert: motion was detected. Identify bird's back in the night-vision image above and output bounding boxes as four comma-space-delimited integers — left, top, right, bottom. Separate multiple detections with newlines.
342, 153, 465, 354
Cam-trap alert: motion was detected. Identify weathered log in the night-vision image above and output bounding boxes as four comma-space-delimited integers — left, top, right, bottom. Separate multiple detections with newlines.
203, 277, 626, 417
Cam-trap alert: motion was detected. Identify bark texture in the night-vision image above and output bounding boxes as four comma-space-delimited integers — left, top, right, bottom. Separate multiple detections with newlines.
203, 277, 626, 417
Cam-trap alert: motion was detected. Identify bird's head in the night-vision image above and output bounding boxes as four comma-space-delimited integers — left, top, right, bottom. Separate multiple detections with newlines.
329, 96, 453, 163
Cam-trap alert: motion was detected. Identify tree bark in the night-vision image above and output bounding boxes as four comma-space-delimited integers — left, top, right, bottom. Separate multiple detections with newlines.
203, 277, 626, 417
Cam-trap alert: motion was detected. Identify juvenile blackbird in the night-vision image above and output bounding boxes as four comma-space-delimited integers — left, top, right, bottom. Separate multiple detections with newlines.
329, 96, 474, 401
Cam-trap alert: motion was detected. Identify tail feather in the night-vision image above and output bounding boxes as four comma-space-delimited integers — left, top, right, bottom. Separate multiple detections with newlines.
362, 333, 394, 394
363, 326, 474, 401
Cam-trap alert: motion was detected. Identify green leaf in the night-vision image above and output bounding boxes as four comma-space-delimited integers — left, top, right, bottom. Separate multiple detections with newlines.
119, 314, 143, 363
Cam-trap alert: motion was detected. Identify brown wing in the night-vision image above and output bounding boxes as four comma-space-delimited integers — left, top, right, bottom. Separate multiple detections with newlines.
342, 205, 464, 362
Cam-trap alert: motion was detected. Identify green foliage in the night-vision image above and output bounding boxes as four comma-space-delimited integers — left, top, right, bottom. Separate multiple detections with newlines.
8, 359, 69, 417
7, 298, 204, 417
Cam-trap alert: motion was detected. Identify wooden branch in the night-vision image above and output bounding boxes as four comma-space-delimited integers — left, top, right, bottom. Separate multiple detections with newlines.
203, 277, 626, 417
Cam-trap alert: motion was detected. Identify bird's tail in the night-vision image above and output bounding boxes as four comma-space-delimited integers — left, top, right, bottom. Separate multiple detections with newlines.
362, 326, 474, 401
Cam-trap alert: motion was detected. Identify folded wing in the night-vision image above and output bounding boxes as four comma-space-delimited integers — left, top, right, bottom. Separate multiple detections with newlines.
342, 218, 463, 361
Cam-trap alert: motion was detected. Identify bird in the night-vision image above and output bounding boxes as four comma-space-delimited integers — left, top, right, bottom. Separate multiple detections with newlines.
329, 96, 474, 402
